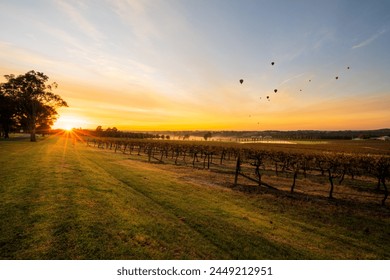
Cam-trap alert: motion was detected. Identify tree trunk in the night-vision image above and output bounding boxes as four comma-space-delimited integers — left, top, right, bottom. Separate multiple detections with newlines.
291, 171, 298, 193
381, 178, 388, 206
255, 165, 262, 186
234, 155, 241, 186
148, 148, 152, 162
338, 170, 346, 184
328, 169, 334, 199
30, 101, 37, 142
175, 151, 179, 165
220, 151, 225, 165
160, 150, 164, 162
2, 121, 10, 139
30, 126, 36, 142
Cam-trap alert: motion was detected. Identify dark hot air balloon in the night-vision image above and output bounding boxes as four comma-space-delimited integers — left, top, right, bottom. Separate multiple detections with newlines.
271, 62, 275, 66
335, 76, 339, 80
274, 89, 277, 93
239, 79, 244, 84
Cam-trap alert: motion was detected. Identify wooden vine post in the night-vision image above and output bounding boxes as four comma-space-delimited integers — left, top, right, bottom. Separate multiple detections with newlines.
234, 154, 241, 186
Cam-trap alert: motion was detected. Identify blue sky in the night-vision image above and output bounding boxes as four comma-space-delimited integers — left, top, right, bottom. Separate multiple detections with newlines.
1, 0, 389, 130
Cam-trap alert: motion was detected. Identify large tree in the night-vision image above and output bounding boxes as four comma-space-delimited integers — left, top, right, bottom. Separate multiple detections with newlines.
0, 87, 17, 139
1, 70, 68, 141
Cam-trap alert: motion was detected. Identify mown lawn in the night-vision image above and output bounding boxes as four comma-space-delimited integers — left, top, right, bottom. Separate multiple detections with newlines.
0, 134, 389, 259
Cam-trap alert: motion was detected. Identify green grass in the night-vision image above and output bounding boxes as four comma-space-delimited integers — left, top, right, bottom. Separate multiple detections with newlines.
0, 135, 389, 259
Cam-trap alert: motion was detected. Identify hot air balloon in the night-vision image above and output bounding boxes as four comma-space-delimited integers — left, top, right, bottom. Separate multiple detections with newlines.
347, 66, 350, 69
267, 96, 269, 99
239, 79, 244, 84
335, 76, 339, 80
271, 62, 275, 66
309, 79, 311, 82
274, 89, 278, 93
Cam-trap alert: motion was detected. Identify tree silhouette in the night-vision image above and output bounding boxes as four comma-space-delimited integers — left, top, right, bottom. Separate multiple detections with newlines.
203, 132, 212, 141
1, 71, 68, 141
0, 87, 17, 138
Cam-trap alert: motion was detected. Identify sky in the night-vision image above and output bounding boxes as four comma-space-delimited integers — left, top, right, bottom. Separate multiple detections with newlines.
1, 0, 390, 131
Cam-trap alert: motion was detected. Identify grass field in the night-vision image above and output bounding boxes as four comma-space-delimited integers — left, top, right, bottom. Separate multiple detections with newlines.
0, 134, 389, 259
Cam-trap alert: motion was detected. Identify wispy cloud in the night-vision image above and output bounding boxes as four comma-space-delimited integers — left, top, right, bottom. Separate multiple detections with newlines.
0, 41, 54, 67
32, 20, 159, 89
352, 29, 387, 49
54, 0, 105, 42
280, 72, 306, 85
313, 29, 335, 50
108, 0, 165, 43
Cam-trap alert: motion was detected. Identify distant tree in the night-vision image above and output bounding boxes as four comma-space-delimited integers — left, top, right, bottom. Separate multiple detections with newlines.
1, 71, 68, 141
95, 126, 103, 136
203, 132, 212, 141
105, 127, 119, 137
111, 127, 118, 137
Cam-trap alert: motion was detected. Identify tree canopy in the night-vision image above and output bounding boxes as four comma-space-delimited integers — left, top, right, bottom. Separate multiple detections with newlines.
203, 132, 212, 141
0, 70, 68, 141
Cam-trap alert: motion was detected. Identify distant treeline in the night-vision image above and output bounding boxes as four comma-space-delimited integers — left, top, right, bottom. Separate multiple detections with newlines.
165, 129, 390, 140
69, 128, 390, 141
75, 126, 170, 139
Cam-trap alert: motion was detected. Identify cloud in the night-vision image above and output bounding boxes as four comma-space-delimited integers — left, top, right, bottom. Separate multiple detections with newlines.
54, 0, 105, 42
108, 0, 167, 43
314, 30, 333, 49
0, 41, 54, 68
280, 73, 306, 85
352, 29, 387, 49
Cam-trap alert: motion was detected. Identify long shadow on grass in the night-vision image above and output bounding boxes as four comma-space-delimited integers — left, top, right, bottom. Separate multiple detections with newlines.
113, 176, 311, 259
231, 182, 390, 213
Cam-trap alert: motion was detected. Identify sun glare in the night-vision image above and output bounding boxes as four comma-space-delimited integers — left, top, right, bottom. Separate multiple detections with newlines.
63, 124, 73, 131
53, 115, 88, 131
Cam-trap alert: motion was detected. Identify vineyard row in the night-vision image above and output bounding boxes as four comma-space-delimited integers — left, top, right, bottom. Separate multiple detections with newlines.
86, 138, 390, 206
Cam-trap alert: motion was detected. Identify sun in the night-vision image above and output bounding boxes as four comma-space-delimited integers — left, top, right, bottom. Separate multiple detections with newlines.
53, 115, 88, 131
63, 124, 73, 131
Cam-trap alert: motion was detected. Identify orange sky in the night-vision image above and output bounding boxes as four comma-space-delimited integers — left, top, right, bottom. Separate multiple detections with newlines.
51, 79, 390, 131
1, 1, 389, 131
